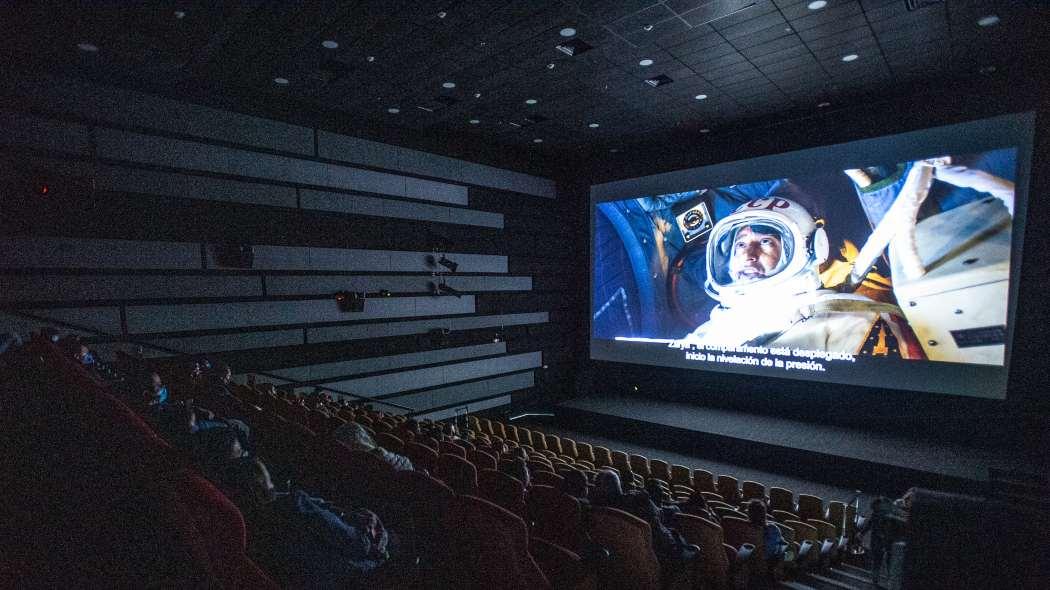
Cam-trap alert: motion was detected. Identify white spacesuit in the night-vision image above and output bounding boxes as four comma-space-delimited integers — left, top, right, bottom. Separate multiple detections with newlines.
677, 197, 922, 357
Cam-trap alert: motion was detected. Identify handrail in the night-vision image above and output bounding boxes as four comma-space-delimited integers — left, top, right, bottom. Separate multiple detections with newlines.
3, 309, 415, 412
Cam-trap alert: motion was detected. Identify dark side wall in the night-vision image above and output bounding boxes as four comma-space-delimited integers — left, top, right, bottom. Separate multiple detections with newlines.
577, 72, 1050, 453
0, 74, 583, 421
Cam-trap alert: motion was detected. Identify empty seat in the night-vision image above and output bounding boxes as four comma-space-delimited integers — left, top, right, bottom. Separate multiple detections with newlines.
392, 470, 455, 566
575, 442, 595, 464
478, 468, 527, 516
529, 537, 598, 590
545, 434, 564, 456
587, 507, 661, 590
440, 440, 468, 459
505, 423, 520, 442
797, 494, 826, 522
611, 451, 632, 477
716, 475, 741, 504
560, 437, 578, 460
533, 471, 565, 488
450, 495, 550, 590
670, 465, 692, 488
769, 487, 795, 514
593, 446, 612, 468
671, 513, 731, 590
435, 453, 478, 495
529, 459, 555, 474
628, 454, 651, 480
469, 449, 498, 471
492, 421, 508, 440
741, 480, 766, 502
692, 469, 716, 493
404, 441, 439, 473
784, 519, 822, 568
374, 432, 404, 454
648, 459, 671, 484
527, 485, 588, 554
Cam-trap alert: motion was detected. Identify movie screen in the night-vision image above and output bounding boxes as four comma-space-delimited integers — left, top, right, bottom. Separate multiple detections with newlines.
592, 135, 1027, 399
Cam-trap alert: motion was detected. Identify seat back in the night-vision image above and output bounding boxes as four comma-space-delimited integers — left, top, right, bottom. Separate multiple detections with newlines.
648, 459, 671, 484
587, 507, 660, 590
827, 501, 848, 537
716, 474, 740, 503
670, 464, 692, 488
769, 486, 795, 513
440, 440, 467, 459
628, 454, 650, 479
529, 537, 598, 590
560, 437, 578, 459
544, 433, 563, 456
527, 485, 587, 553
533, 470, 565, 488
671, 512, 730, 586
469, 448, 498, 471
374, 431, 404, 454
741, 480, 765, 502
721, 515, 765, 561
505, 423, 520, 442
693, 469, 716, 493
478, 468, 527, 516
451, 495, 550, 590
797, 494, 826, 522
575, 442, 595, 464
529, 458, 555, 474
404, 441, 439, 473
435, 453, 478, 495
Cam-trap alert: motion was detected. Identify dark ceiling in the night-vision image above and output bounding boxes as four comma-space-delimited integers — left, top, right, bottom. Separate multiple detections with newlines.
3, 1, 1047, 181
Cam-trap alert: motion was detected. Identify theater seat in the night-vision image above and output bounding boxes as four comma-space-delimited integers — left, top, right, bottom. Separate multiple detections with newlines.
593, 446, 612, 468
391, 470, 454, 570
529, 537, 598, 590
769, 487, 795, 514
648, 459, 671, 484
435, 453, 478, 496
478, 468, 527, 516
527, 485, 588, 554
716, 475, 741, 504
741, 480, 765, 502
670, 465, 692, 488
450, 495, 550, 590
404, 441, 439, 473
375, 432, 404, 454
587, 507, 661, 590
671, 512, 731, 590
797, 494, 826, 523
692, 469, 716, 493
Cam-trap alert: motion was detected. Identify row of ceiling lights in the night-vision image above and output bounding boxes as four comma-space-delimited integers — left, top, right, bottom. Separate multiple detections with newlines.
73, 7, 1005, 145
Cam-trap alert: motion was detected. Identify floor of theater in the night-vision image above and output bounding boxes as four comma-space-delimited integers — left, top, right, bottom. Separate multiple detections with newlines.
514, 420, 878, 510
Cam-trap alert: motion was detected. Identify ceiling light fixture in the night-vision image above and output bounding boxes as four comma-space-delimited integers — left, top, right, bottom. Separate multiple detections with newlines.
560, 27, 577, 37
644, 74, 674, 87
556, 38, 594, 57
525, 98, 538, 105
473, 92, 482, 98
366, 56, 375, 62
77, 42, 99, 52
979, 65, 997, 74
842, 53, 859, 62
817, 101, 831, 108
174, 10, 186, 19
588, 123, 599, 128
442, 81, 456, 88
643, 24, 654, 32
322, 40, 339, 49
437, 11, 447, 18
469, 119, 480, 124
610, 148, 620, 153
639, 58, 654, 66
547, 63, 555, 69
807, 0, 827, 9
273, 77, 289, 85
700, 128, 711, 133
387, 107, 400, 114
695, 94, 708, 100
977, 14, 1000, 27
533, 138, 543, 143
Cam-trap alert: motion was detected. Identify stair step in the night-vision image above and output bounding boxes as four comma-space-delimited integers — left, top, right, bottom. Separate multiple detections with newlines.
778, 581, 821, 590
806, 572, 870, 590
827, 566, 876, 586
838, 562, 873, 577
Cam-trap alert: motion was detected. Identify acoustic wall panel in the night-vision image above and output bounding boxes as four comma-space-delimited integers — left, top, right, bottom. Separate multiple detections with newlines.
307, 312, 548, 343
268, 342, 507, 382
386, 371, 535, 412
264, 275, 531, 296
206, 244, 507, 273
0, 110, 92, 155
415, 395, 514, 421
0, 237, 202, 270
319, 352, 542, 397
0, 274, 264, 302
94, 164, 300, 208
125, 296, 476, 334
140, 330, 305, 355
23, 306, 122, 335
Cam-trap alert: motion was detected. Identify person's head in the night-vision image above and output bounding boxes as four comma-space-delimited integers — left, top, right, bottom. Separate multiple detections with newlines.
747, 499, 768, 527
593, 469, 623, 503
76, 344, 95, 366
145, 372, 168, 405
561, 469, 589, 500
685, 489, 709, 510
333, 422, 377, 453
216, 364, 232, 384
705, 197, 828, 306
222, 458, 276, 512
503, 458, 530, 487
511, 446, 528, 461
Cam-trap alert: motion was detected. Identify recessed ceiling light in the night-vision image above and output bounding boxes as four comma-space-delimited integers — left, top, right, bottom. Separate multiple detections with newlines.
321, 40, 339, 49
979, 65, 997, 74
817, 101, 831, 108
442, 81, 456, 89
977, 15, 1000, 27
469, 119, 480, 124
560, 27, 577, 37
588, 123, 599, 128
174, 10, 186, 19
525, 98, 538, 105
695, 94, 708, 100
842, 53, 859, 62
77, 42, 99, 52
366, 56, 375, 62
437, 11, 447, 19
700, 128, 711, 133
546, 63, 555, 69
643, 24, 654, 32
473, 92, 482, 99
273, 77, 289, 85
533, 138, 543, 143
387, 107, 400, 114
639, 58, 654, 67
807, 0, 827, 10
610, 148, 620, 153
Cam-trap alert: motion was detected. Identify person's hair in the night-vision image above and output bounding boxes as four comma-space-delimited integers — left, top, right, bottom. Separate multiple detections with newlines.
561, 469, 589, 499
511, 446, 528, 461
592, 469, 623, 503
502, 458, 530, 487
333, 422, 377, 453
747, 499, 767, 527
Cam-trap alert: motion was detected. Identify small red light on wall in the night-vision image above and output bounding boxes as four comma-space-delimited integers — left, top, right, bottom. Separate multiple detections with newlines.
36, 183, 50, 196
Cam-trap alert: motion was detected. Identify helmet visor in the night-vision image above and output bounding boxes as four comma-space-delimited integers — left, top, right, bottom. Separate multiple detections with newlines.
709, 219, 795, 288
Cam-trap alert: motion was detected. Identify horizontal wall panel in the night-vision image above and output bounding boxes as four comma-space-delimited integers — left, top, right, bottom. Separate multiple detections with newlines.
0, 274, 263, 302
268, 342, 507, 382
449, 312, 549, 330
125, 296, 475, 334
5, 74, 315, 155
415, 395, 514, 421
305, 312, 547, 345
139, 330, 304, 355
387, 371, 534, 412
320, 352, 541, 397
316, 133, 402, 170
0, 237, 202, 270
95, 164, 299, 208
0, 110, 92, 155
300, 188, 503, 228
95, 129, 468, 205
23, 306, 122, 335
265, 275, 531, 296
207, 244, 507, 273
0, 311, 95, 339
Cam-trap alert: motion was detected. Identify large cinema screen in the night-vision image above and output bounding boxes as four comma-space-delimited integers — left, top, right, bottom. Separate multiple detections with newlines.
590, 114, 1034, 399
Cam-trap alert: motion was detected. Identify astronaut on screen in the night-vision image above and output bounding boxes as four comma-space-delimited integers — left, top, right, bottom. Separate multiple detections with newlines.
674, 196, 925, 358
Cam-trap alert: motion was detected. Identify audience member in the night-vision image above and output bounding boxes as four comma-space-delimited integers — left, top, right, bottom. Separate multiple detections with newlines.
591, 470, 698, 564
333, 422, 413, 471
679, 490, 718, 522
748, 499, 789, 577
222, 458, 392, 589
561, 469, 590, 504
501, 457, 531, 488
645, 479, 681, 524
74, 344, 96, 367
144, 372, 169, 407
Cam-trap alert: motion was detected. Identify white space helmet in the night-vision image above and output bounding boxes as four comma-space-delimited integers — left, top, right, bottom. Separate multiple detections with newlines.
705, 197, 829, 306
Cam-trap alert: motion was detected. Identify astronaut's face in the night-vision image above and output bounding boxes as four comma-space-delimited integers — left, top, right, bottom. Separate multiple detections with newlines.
728, 225, 783, 283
